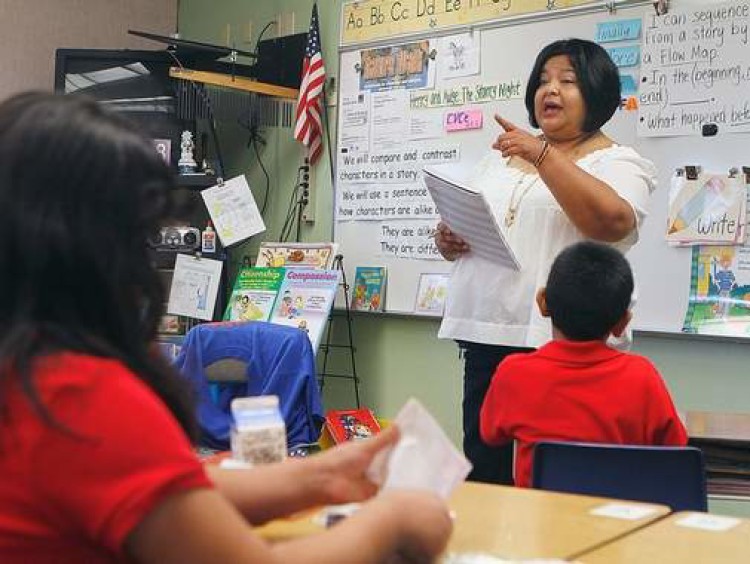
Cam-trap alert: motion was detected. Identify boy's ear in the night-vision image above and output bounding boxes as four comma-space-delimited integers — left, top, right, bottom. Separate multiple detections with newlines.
536, 288, 550, 317
611, 310, 633, 338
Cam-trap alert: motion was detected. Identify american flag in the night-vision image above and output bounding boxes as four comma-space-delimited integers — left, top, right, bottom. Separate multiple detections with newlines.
294, 4, 326, 164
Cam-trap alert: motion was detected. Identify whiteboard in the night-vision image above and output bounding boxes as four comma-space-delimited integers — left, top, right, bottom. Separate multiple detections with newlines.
333, 0, 750, 336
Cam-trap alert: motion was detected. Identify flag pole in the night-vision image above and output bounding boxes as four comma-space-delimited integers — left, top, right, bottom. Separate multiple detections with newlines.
321, 82, 336, 202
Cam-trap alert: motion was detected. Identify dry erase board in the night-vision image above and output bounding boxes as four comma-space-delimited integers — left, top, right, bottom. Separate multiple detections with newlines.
333, 0, 750, 337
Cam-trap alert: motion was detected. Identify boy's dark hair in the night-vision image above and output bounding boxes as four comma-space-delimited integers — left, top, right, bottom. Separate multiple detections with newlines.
525, 38, 621, 133
545, 241, 634, 341
0, 92, 197, 441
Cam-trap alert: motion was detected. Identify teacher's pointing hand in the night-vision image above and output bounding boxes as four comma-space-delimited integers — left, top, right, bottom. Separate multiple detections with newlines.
492, 115, 546, 165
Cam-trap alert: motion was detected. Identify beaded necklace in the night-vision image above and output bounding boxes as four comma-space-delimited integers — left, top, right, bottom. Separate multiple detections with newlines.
504, 174, 539, 228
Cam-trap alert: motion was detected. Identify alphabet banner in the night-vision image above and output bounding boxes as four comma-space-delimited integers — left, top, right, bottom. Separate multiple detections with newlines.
341, 0, 598, 45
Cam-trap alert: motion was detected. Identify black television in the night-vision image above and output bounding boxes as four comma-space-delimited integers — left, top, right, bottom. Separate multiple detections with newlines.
54, 49, 186, 164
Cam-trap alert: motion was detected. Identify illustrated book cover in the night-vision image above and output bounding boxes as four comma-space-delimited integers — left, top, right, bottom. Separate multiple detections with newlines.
255, 242, 339, 270
267, 269, 341, 351
414, 273, 450, 315
352, 266, 387, 312
325, 408, 381, 444
223, 267, 285, 322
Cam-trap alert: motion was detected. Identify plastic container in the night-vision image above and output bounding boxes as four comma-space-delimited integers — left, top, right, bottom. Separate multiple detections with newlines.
230, 396, 287, 465
201, 221, 216, 253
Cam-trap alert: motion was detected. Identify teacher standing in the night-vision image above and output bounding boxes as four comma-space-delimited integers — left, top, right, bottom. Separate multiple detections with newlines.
435, 38, 657, 485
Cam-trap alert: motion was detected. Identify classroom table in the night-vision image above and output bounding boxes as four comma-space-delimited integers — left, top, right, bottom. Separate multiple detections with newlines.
256, 482, 669, 560
578, 511, 750, 563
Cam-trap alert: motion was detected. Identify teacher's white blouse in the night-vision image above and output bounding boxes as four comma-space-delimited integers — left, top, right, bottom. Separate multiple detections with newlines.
438, 145, 657, 348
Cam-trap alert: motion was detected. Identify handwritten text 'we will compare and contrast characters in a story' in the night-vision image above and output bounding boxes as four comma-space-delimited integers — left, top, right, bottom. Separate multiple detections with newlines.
336, 146, 460, 260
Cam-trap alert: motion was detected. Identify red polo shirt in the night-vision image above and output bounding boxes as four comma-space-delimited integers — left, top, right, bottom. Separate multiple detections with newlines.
480, 340, 688, 488
0, 353, 212, 563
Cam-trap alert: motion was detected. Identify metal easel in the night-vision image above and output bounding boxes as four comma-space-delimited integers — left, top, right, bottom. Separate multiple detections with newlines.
318, 254, 361, 407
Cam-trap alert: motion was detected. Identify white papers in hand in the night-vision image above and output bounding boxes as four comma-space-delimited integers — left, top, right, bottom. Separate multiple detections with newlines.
423, 164, 520, 270
367, 398, 472, 499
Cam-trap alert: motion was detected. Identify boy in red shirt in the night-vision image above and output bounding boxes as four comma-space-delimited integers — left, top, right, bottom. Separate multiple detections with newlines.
480, 241, 687, 487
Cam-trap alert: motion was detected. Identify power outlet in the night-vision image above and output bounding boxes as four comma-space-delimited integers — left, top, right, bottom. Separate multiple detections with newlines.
301, 160, 315, 223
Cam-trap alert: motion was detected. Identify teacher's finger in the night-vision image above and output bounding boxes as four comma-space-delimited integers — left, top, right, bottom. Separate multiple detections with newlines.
494, 114, 517, 132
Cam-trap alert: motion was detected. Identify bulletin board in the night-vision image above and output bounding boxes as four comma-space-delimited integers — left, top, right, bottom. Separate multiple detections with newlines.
333, 0, 750, 337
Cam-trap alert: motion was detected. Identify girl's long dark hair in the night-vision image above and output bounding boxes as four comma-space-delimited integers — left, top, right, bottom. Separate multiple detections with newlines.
0, 92, 197, 441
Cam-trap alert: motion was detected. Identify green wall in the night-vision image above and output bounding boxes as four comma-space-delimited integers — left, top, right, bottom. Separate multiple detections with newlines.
180, 0, 750, 515
177, 0, 467, 443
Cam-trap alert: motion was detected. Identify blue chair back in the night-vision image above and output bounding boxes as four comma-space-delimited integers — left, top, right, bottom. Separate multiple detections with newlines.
173, 321, 324, 450
531, 441, 707, 512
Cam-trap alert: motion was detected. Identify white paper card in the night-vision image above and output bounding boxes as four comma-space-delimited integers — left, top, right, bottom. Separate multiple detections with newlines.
590, 503, 658, 521
167, 253, 223, 320
367, 398, 472, 499
201, 175, 266, 247
438, 32, 481, 80
675, 513, 741, 532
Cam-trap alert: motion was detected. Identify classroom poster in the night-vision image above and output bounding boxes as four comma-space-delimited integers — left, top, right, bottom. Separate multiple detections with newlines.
341, 0, 598, 45
437, 32, 481, 80
359, 40, 435, 91
167, 254, 223, 321
255, 242, 338, 269
201, 175, 266, 247
666, 172, 747, 246
639, 1, 750, 137
683, 245, 750, 336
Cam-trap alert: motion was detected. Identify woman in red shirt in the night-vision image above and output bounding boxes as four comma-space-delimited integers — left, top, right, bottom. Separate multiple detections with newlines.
0, 92, 451, 564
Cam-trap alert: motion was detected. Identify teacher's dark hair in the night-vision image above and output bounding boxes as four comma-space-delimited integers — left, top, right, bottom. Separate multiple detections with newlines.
525, 38, 621, 133
0, 92, 197, 441
545, 241, 633, 341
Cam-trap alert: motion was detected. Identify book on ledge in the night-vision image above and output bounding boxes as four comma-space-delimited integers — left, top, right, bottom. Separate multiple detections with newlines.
325, 409, 381, 444
352, 266, 387, 312
423, 164, 520, 270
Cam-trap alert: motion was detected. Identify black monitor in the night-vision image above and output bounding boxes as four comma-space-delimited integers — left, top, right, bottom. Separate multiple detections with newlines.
54, 49, 186, 163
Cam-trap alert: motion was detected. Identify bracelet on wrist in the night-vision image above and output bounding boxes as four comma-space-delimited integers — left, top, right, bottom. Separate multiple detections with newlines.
534, 141, 551, 168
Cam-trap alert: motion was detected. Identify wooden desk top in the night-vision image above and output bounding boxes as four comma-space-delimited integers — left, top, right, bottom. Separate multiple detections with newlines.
256, 482, 669, 560
579, 511, 750, 563
686, 410, 750, 442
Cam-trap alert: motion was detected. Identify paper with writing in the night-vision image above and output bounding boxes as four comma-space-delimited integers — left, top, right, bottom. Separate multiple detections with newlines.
423, 165, 520, 270
167, 253, 223, 321
201, 175, 265, 247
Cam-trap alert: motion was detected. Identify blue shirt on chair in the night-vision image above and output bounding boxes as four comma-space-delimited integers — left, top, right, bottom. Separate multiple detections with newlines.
174, 321, 324, 450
